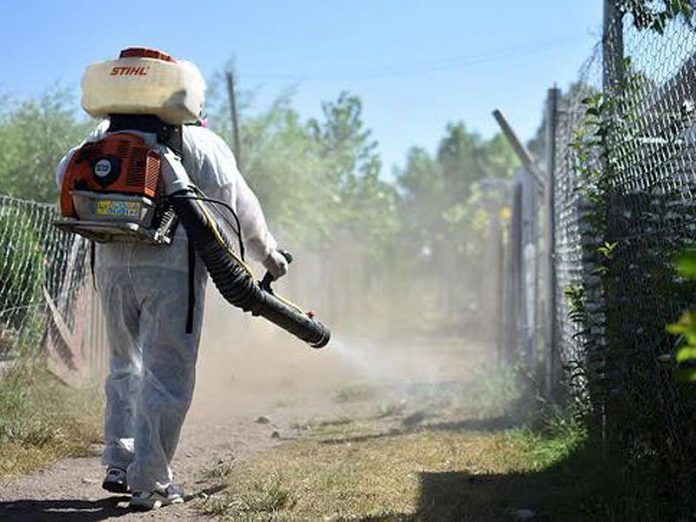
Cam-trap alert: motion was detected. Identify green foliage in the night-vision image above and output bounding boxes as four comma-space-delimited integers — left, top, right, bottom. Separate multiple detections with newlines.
479, 132, 519, 179
560, 89, 616, 411
667, 250, 696, 382
528, 82, 600, 162
224, 95, 343, 245
0, 87, 92, 202
618, 0, 693, 33
308, 91, 400, 261
597, 241, 618, 260
560, 38, 696, 516
208, 86, 400, 263
392, 121, 517, 325
564, 285, 587, 325
504, 414, 586, 473
674, 248, 696, 278
309, 91, 381, 182
562, 59, 655, 414
396, 123, 517, 260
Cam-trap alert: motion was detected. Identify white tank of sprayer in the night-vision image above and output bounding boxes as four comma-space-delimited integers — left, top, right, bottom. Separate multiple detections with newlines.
81, 48, 206, 125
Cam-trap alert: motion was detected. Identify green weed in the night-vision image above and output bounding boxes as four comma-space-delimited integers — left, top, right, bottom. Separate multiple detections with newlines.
200, 473, 297, 519
202, 459, 234, 482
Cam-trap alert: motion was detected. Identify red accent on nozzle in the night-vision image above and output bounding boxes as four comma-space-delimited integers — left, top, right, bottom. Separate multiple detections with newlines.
119, 47, 177, 63
307, 310, 316, 319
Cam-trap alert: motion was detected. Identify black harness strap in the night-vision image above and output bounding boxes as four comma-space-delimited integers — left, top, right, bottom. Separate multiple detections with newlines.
108, 114, 195, 334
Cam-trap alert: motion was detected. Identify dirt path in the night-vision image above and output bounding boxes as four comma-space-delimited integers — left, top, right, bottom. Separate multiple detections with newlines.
0, 292, 343, 521
0, 292, 489, 520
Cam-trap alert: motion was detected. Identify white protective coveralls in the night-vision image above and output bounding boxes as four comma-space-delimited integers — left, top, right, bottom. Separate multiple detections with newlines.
56, 121, 280, 491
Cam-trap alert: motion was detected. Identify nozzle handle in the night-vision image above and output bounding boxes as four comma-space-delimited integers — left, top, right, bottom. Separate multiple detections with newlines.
260, 250, 293, 292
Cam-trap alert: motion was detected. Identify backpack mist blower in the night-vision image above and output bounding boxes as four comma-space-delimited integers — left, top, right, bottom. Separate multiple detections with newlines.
55, 122, 330, 349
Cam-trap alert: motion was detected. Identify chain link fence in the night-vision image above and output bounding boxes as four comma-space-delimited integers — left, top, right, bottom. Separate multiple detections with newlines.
503, 1, 696, 511
0, 194, 107, 385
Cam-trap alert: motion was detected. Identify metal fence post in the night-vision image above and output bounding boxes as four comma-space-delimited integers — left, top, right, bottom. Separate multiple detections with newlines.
490, 110, 545, 372
505, 178, 523, 364
603, 0, 624, 97
494, 211, 505, 366
544, 87, 560, 397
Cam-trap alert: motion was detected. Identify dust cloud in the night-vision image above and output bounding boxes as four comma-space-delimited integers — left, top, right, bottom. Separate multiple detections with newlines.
188, 242, 502, 430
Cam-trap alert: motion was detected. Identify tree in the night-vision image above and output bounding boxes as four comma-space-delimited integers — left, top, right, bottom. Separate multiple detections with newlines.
207, 83, 399, 261
437, 122, 487, 199
395, 123, 518, 321
308, 91, 398, 259
0, 87, 92, 202
397, 123, 516, 261
308, 91, 380, 184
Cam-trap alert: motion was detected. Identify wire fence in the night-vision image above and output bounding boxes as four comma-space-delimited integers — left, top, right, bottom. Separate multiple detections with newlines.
503, 2, 696, 512
0, 194, 107, 385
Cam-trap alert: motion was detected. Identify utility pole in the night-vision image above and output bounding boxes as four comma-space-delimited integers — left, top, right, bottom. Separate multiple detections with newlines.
226, 71, 243, 171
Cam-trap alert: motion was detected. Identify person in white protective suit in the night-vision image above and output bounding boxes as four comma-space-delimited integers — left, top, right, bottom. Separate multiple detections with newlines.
55, 48, 288, 510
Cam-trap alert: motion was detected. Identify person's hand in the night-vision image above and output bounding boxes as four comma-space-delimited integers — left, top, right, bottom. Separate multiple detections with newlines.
263, 250, 289, 280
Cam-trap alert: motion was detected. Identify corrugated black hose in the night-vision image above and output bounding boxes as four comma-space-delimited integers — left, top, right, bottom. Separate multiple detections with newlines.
168, 189, 331, 348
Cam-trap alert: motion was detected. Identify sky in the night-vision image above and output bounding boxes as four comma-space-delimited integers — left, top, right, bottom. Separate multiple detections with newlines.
0, 0, 602, 175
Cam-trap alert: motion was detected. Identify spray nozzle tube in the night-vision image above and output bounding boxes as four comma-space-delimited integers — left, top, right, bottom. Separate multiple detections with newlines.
169, 190, 331, 348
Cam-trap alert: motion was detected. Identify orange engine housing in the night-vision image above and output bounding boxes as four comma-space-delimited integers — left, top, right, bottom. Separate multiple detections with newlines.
60, 133, 162, 218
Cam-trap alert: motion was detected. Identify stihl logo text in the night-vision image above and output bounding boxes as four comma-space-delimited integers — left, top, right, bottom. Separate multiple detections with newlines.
110, 66, 149, 76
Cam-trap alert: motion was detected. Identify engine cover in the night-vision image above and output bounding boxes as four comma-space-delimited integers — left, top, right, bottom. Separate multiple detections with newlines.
60, 132, 162, 218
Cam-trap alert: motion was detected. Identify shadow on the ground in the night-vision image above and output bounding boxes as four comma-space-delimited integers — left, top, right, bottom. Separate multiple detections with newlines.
0, 484, 226, 521
320, 413, 515, 446
350, 469, 545, 521
321, 376, 534, 448
352, 444, 674, 522
0, 496, 131, 522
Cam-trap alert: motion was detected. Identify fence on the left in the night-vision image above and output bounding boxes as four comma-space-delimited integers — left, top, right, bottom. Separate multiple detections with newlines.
0, 194, 108, 385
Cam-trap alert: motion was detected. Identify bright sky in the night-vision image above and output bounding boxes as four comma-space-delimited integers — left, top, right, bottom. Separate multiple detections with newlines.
0, 0, 602, 174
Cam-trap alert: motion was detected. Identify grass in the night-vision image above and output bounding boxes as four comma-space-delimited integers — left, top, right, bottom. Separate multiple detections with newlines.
501, 413, 587, 473
197, 379, 592, 522
199, 423, 586, 521
198, 391, 671, 521
200, 474, 297, 519
194, 343, 672, 521
202, 458, 235, 482
0, 364, 103, 476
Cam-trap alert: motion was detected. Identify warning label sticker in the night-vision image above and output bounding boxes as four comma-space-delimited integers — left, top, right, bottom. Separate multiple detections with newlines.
95, 200, 141, 219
